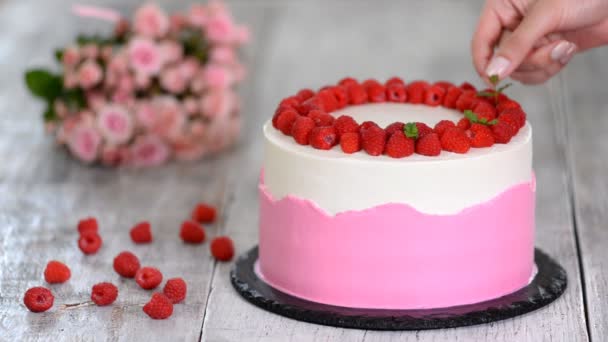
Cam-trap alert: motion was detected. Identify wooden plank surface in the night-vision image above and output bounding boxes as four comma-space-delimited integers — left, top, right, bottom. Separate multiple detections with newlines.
0, 0, 595, 341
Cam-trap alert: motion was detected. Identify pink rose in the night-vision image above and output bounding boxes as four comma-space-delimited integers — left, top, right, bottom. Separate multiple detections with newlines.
100, 46, 113, 61
160, 40, 184, 64
101, 146, 131, 167
173, 139, 207, 161
118, 74, 135, 93
202, 64, 232, 89
78, 60, 103, 89
81, 44, 99, 59
128, 38, 163, 76
135, 72, 152, 90
109, 53, 129, 75
178, 58, 199, 81
190, 121, 206, 137
64, 71, 79, 89
151, 96, 186, 140
68, 123, 102, 163
133, 3, 169, 38
54, 100, 68, 119
200, 89, 235, 119
170, 14, 187, 33
62, 47, 80, 67
97, 104, 134, 144
188, 4, 208, 27
111, 89, 134, 105
160, 67, 187, 94
183, 97, 199, 115
86, 91, 106, 112
210, 46, 235, 64
205, 118, 231, 153
190, 73, 205, 94
205, 13, 234, 44
130, 134, 170, 167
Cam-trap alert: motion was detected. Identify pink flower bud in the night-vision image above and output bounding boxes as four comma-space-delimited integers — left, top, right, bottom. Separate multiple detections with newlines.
78, 60, 103, 89
133, 3, 169, 38
205, 13, 234, 44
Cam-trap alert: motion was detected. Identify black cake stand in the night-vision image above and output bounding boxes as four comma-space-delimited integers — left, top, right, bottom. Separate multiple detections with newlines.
230, 246, 567, 330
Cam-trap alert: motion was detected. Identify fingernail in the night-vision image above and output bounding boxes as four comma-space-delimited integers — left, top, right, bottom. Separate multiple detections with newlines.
485, 56, 511, 79
551, 41, 577, 65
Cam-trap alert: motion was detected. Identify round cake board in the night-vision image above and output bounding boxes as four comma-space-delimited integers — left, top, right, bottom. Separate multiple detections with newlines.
230, 247, 567, 331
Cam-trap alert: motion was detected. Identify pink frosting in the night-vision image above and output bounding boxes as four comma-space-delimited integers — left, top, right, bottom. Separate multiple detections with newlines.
258, 179, 535, 309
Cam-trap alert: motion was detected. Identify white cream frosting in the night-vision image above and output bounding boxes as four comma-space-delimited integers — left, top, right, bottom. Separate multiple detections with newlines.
263, 103, 532, 215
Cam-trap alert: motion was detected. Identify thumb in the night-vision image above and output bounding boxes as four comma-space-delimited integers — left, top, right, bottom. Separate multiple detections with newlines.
486, 0, 559, 79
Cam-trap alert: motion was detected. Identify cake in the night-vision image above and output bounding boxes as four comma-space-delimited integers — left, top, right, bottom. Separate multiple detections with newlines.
258, 77, 535, 310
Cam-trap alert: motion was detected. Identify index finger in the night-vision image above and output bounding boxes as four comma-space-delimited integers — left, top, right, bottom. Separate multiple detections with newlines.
471, 4, 503, 78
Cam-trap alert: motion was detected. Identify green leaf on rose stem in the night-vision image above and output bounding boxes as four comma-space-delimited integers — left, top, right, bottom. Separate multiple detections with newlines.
403, 122, 419, 139
43, 105, 57, 122
464, 109, 478, 123
489, 119, 498, 125
25, 69, 63, 101
54, 49, 64, 62
489, 74, 500, 86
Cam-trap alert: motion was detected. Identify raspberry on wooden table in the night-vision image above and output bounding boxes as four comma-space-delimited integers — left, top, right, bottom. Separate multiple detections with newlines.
77, 217, 98, 235
78, 233, 102, 255
130, 221, 153, 244
143, 293, 173, 319
210, 236, 235, 262
180, 220, 206, 244
163, 278, 187, 303
91, 282, 118, 306
191, 203, 217, 223
44, 260, 71, 284
113, 251, 141, 278
23, 287, 54, 313
135, 267, 163, 290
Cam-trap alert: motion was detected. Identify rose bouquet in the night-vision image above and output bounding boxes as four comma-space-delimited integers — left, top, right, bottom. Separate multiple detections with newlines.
25, 2, 249, 167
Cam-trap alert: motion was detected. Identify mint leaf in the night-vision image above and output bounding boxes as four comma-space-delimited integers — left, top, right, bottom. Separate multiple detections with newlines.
479, 117, 488, 124
464, 110, 478, 123
497, 83, 512, 93
489, 119, 498, 125
489, 74, 500, 86
477, 91, 495, 98
403, 122, 419, 139
25, 69, 63, 101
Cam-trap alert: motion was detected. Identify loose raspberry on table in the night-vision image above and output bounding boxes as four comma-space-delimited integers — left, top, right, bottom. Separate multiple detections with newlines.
441, 127, 471, 154
385, 122, 405, 136
130, 221, 153, 244
346, 83, 368, 105
143, 293, 173, 319
469, 123, 495, 148
472, 100, 497, 121
361, 125, 387, 156
275, 109, 299, 135
406, 81, 430, 104
191, 203, 217, 223
91, 282, 118, 306
163, 278, 187, 304
334, 115, 359, 137
386, 84, 407, 102
78, 233, 102, 255
424, 84, 446, 107
492, 120, 515, 144
291, 116, 316, 145
308, 109, 335, 127
180, 220, 206, 244
135, 267, 163, 290
416, 133, 442, 156
457, 118, 471, 130
443, 86, 463, 109
211, 236, 235, 262
433, 120, 456, 137
296, 88, 315, 102
385, 76, 405, 87
77, 217, 98, 235
23, 287, 54, 313
415, 122, 433, 138
340, 132, 361, 154
385, 131, 415, 158
44, 260, 71, 284
113, 251, 141, 278
310, 126, 338, 150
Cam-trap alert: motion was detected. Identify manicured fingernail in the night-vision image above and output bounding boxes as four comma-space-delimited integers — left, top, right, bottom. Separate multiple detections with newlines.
551, 41, 577, 64
485, 56, 511, 79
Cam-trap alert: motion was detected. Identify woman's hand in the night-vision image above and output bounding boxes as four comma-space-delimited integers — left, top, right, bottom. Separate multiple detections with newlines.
472, 0, 608, 84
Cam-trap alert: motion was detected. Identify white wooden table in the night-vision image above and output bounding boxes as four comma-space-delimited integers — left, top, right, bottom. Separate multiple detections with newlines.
0, 0, 605, 341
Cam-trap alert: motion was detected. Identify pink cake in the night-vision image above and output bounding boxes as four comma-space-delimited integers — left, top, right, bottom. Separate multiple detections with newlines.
258, 78, 534, 309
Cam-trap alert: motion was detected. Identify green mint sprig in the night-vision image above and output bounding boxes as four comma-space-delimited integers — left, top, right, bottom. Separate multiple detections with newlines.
403, 122, 419, 139
477, 74, 512, 103
464, 109, 498, 126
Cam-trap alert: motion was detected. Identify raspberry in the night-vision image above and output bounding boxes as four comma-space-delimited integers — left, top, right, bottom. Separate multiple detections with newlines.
361, 125, 387, 156
406, 81, 429, 104
434, 120, 456, 137
180, 220, 206, 244
143, 293, 173, 319
275, 109, 299, 135
362, 79, 382, 89
424, 85, 446, 107
298, 96, 324, 114
113, 251, 141, 278
330, 86, 349, 109
291, 116, 316, 145
459, 82, 477, 92
415, 122, 433, 138
334, 115, 359, 137
340, 132, 361, 154
78, 233, 102, 255
441, 127, 471, 153
191, 203, 217, 223
279, 96, 300, 109
385, 77, 405, 87
492, 120, 515, 144
310, 126, 338, 150
457, 118, 471, 130
23, 287, 54, 313
296, 88, 315, 102
366, 83, 386, 103
385, 122, 405, 136
386, 84, 407, 102
455, 91, 476, 112
500, 108, 527, 130
44, 260, 71, 284
497, 98, 521, 111
416, 133, 442, 156
472, 100, 497, 121
385, 132, 414, 158
434, 81, 454, 90
469, 123, 495, 148
77, 217, 98, 235
211, 236, 235, 261
346, 83, 368, 104
339, 77, 358, 87
443, 86, 463, 109
91, 282, 118, 306
317, 89, 339, 112
136, 267, 163, 290
272, 106, 289, 128
359, 121, 380, 133
308, 109, 335, 127
163, 278, 187, 303
130, 221, 153, 244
